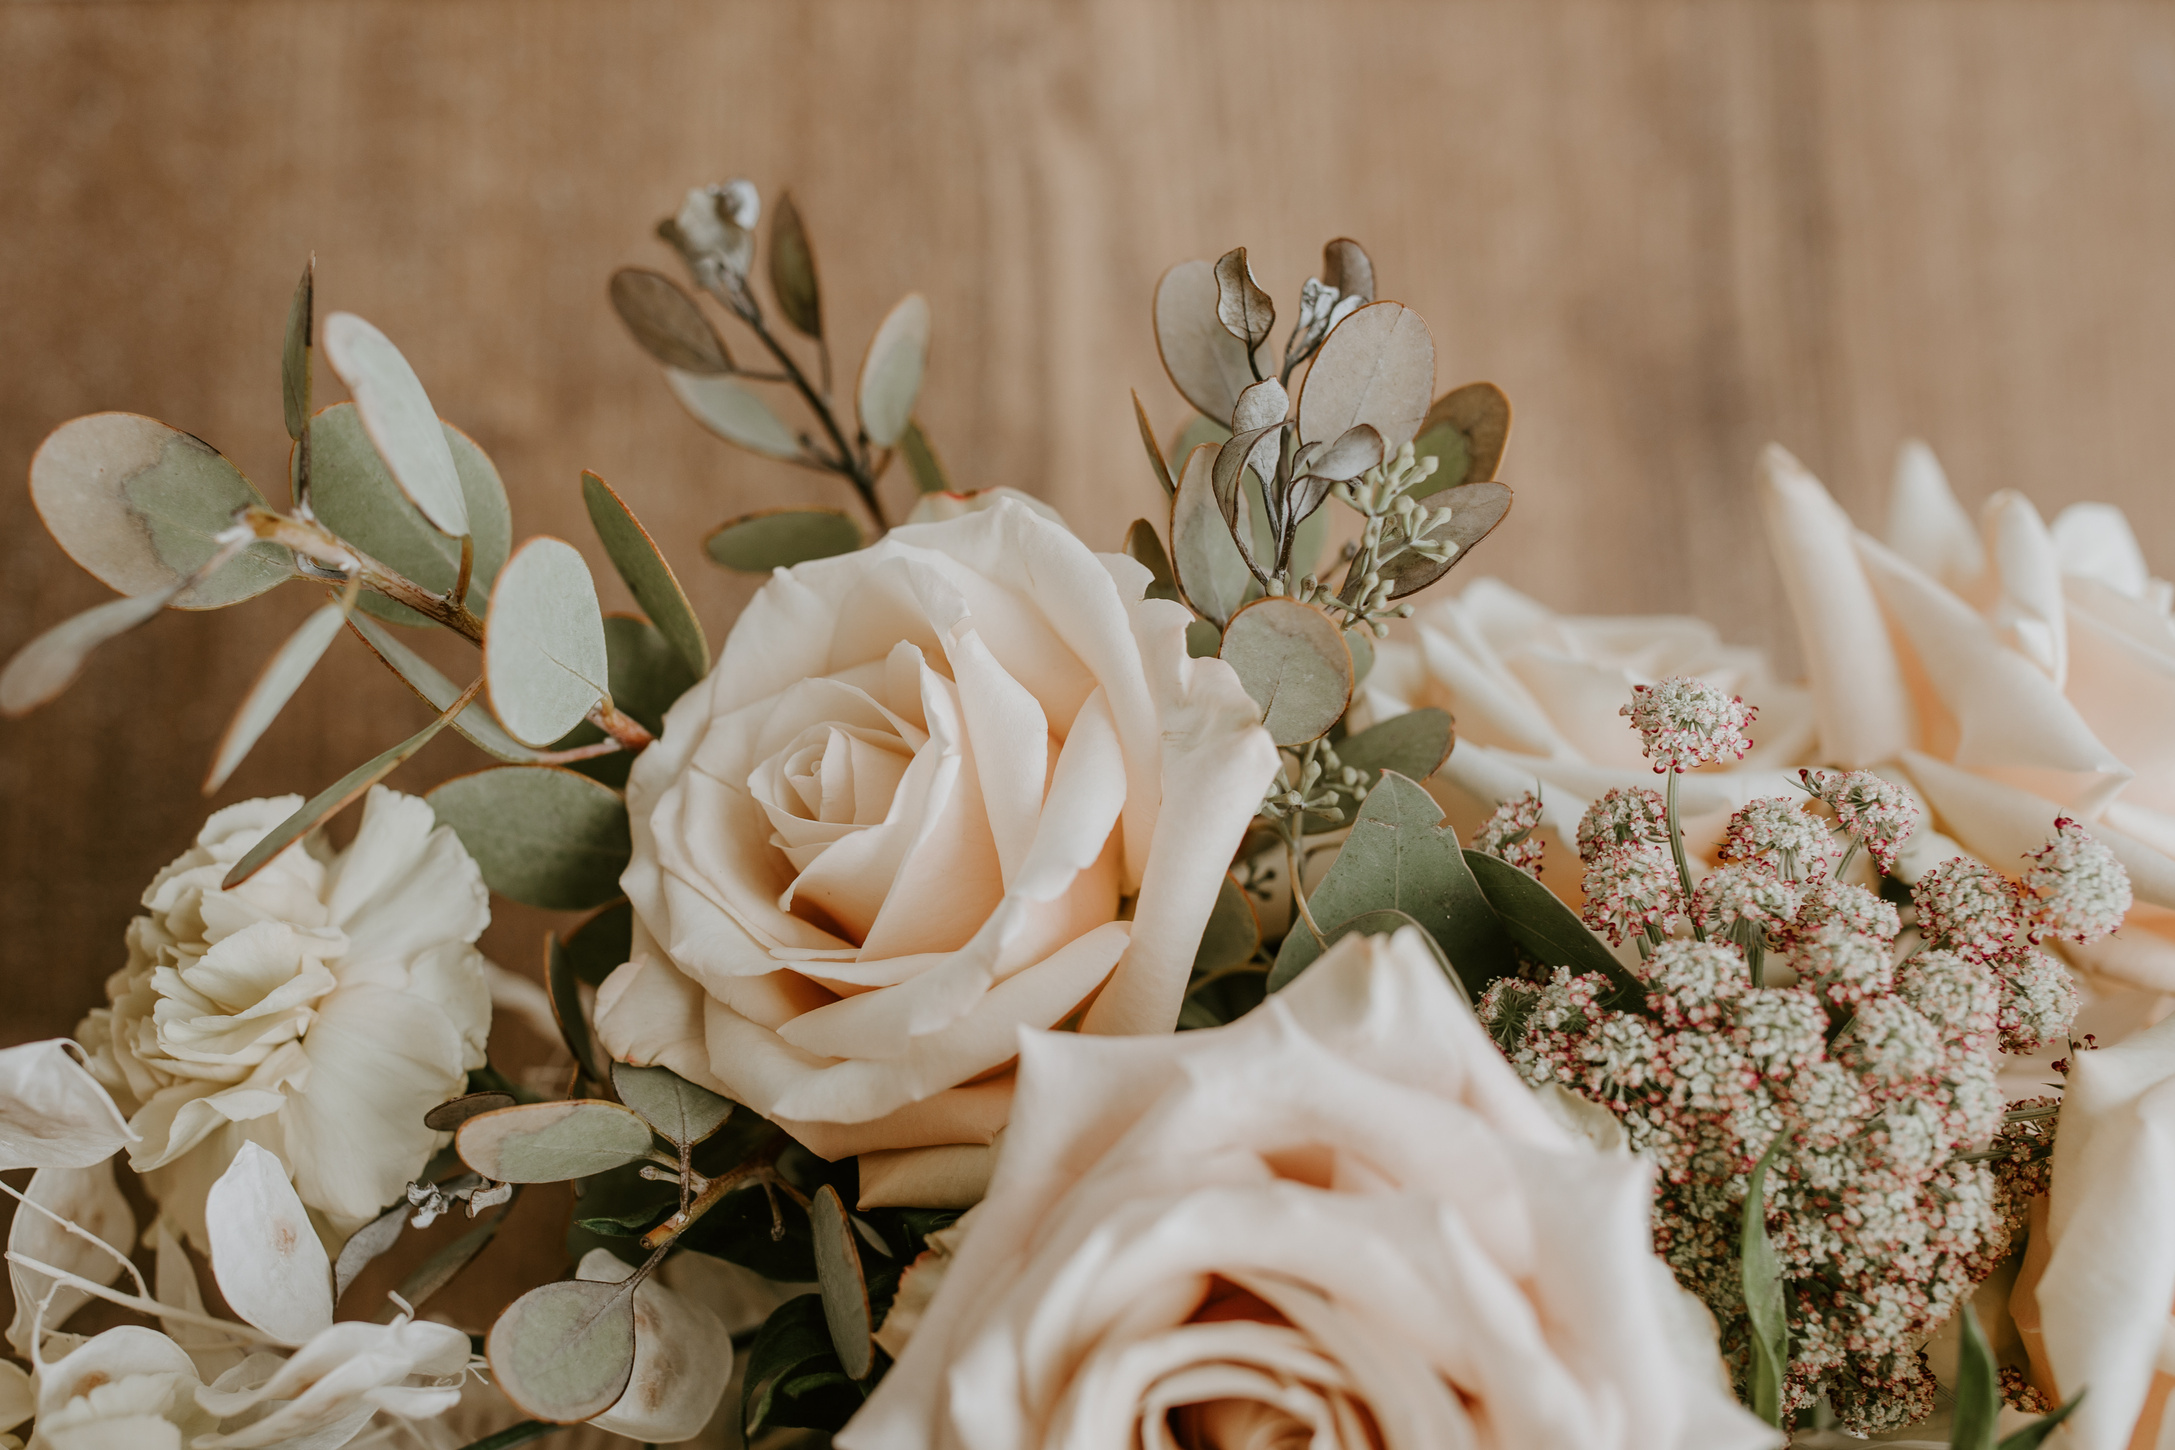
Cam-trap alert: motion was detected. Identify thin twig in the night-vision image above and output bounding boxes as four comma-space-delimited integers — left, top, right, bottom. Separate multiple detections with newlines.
0, 1180, 148, 1297
5, 1252, 293, 1346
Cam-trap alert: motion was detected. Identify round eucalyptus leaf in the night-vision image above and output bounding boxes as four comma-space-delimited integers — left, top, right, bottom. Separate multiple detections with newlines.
665, 369, 803, 459
428, 765, 631, 911
321, 312, 471, 538
609, 267, 732, 374
1169, 445, 1254, 628
856, 293, 929, 448
810, 1185, 873, 1380
347, 614, 544, 762
1219, 597, 1353, 747
29, 413, 290, 609
705, 509, 863, 573
1295, 301, 1435, 450
484, 538, 610, 748
1373, 481, 1514, 600
611, 1062, 735, 1150
456, 1100, 655, 1183
582, 471, 708, 680
1408, 381, 1512, 500
1153, 259, 1274, 425
306, 403, 511, 627
486, 1277, 638, 1424
422, 1091, 516, 1134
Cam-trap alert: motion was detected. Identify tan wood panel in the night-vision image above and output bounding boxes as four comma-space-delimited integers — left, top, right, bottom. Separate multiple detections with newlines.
6, 0, 2175, 1059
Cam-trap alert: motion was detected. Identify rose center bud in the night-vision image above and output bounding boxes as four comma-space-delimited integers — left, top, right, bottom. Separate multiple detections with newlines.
144, 918, 348, 1082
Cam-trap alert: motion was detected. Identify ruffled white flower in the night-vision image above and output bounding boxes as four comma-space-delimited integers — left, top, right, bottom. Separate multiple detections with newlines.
74, 788, 492, 1248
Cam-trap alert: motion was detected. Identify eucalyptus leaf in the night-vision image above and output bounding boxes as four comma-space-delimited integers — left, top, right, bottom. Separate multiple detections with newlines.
1321, 238, 1375, 307
1951, 1300, 2001, 1450
1218, 597, 1352, 747
857, 293, 930, 449
1295, 301, 1435, 450
331, 1200, 405, 1304
1408, 382, 1511, 499
1463, 849, 1647, 1007
486, 1276, 638, 1423
743, 1294, 860, 1436
1336, 707, 1454, 785
282, 259, 313, 442
706, 508, 863, 573
1185, 619, 1222, 659
1311, 424, 1385, 482
611, 1062, 734, 1150
1153, 259, 1275, 425
484, 538, 611, 749
1344, 627, 1374, 688
609, 267, 732, 374
1169, 445, 1254, 628
1168, 414, 1230, 473
346, 615, 544, 763
457, 1100, 653, 1183
601, 615, 697, 734
1324, 908, 1457, 985
382, 1207, 507, 1321
581, 471, 708, 680
1740, 1141, 1789, 1429
768, 191, 823, 339
222, 695, 467, 889
321, 313, 470, 538
1355, 480, 1514, 602
422, 1092, 517, 1134
1123, 518, 1179, 603
548, 936, 610, 1086
1193, 873, 1260, 975
810, 1185, 874, 1380
1213, 247, 1275, 348
899, 419, 950, 494
305, 403, 510, 627
428, 766, 631, 911
0, 584, 179, 718
665, 369, 804, 459
29, 413, 290, 608
1271, 773, 1517, 992
1131, 390, 1176, 497
563, 899, 634, 989
204, 597, 351, 792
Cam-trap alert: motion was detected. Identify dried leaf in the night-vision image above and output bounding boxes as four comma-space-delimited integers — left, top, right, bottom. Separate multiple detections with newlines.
422, 1092, 517, 1134
665, 370, 804, 459
609, 268, 732, 374
899, 419, 951, 494
321, 313, 470, 538
29, 413, 289, 609
204, 598, 350, 792
581, 472, 709, 680
1295, 301, 1435, 450
347, 615, 544, 763
0, 1041, 136, 1171
1321, 238, 1375, 306
0, 585, 180, 718
1359, 480, 1513, 601
1154, 260, 1274, 424
810, 1186, 873, 1380
705, 508, 863, 573
331, 1202, 408, 1304
428, 765, 632, 911
768, 192, 824, 339
455, 1100, 654, 1184
1231, 378, 1288, 435
282, 258, 314, 442
1131, 390, 1176, 497
1169, 445, 1255, 627
488, 1277, 638, 1424
484, 537, 611, 749
381, 1209, 507, 1320
612, 1063, 735, 1151
1218, 597, 1352, 747
1213, 247, 1276, 349
1211, 425, 1280, 553
207, 1142, 333, 1344
1310, 424, 1384, 482
1408, 382, 1511, 499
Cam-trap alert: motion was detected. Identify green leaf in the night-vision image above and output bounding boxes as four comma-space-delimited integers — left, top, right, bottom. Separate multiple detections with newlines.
1337, 708, 1454, 785
1997, 1390, 2086, 1450
602, 615, 695, 733
307, 402, 512, 627
1219, 597, 1353, 748
547, 936, 610, 1086
563, 899, 633, 988
1124, 518, 1180, 604
811, 1184, 874, 1379
1357, 480, 1514, 602
29, 413, 290, 608
1, 585, 179, 717
1407, 382, 1511, 499
331, 1200, 405, 1303
609, 267, 732, 374
857, 294, 929, 449
768, 191, 824, 339
204, 596, 352, 792
322, 312, 470, 538
1740, 1140, 1789, 1430
1462, 849, 1647, 1007
1153, 259, 1274, 425
1193, 873, 1260, 974
581, 471, 709, 680
484, 538, 611, 748
1169, 414, 1230, 470
898, 419, 951, 494
1324, 907, 1460, 988
611, 1062, 734, 1150
282, 258, 313, 442
1271, 773, 1518, 993
222, 694, 468, 889
1952, 1300, 2001, 1450
486, 1276, 638, 1423
1131, 390, 1176, 497
1185, 619, 1222, 659
1170, 444, 1254, 628
743, 1295, 863, 1437
422, 1091, 516, 1133
347, 614, 546, 763
572, 1160, 678, 1236
428, 766, 632, 910
1294, 300, 1434, 451
706, 508, 863, 573
456, 1100, 655, 1183
1344, 628, 1374, 687
665, 370, 804, 459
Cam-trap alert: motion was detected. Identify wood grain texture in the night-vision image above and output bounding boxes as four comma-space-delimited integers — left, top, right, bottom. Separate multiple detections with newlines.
6, 0, 2175, 1059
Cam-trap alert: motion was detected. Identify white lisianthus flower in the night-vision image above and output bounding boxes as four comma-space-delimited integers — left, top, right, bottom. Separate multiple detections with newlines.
75, 787, 492, 1248
840, 928, 1772, 1450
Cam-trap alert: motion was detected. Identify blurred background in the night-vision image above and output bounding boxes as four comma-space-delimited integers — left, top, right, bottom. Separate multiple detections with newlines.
7, 0, 2175, 1047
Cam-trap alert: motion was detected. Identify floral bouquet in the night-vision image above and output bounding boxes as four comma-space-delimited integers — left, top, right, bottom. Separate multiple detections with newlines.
1, 178, 2167, 1450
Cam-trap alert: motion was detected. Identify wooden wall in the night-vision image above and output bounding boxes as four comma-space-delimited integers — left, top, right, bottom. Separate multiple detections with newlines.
8, 0, 2175, 1045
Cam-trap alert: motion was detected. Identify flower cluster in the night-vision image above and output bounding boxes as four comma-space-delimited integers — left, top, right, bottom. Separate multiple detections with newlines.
1799, 769, 1920, 875
1621, 677, 1758, 773
1471, 790, 1546, 875
1910, 857, 2088, 1054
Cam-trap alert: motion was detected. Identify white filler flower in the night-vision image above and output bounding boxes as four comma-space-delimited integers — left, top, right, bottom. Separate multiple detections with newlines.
75, 788, 491, 1249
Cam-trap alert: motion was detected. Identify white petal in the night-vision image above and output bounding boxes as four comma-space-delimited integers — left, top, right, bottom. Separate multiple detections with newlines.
205, 1141, 333, 1343
0, 1040, 137, 1171
5, 1160, 135, 1359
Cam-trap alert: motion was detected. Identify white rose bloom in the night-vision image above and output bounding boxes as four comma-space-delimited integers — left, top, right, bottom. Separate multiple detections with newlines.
74, 787, 492, 1248
839, 928, 1773, 1450
595, 500, 1280, 1206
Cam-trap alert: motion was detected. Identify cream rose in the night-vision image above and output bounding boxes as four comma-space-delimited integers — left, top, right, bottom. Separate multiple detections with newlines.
74, 788, 492, 1248
838, 928, 1774, 1450
595, 500, 1279, 1204
1763, 442, 2175, 1019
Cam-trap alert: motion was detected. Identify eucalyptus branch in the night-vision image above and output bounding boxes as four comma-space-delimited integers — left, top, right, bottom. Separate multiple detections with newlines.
243, 508, 485, 642
737, 308, 887, 534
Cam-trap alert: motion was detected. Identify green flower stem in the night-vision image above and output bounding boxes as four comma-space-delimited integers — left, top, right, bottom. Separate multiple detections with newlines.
1833, 838, 1863, 882
1284, 815, 1329, 950
1665, 769, 1706, 942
